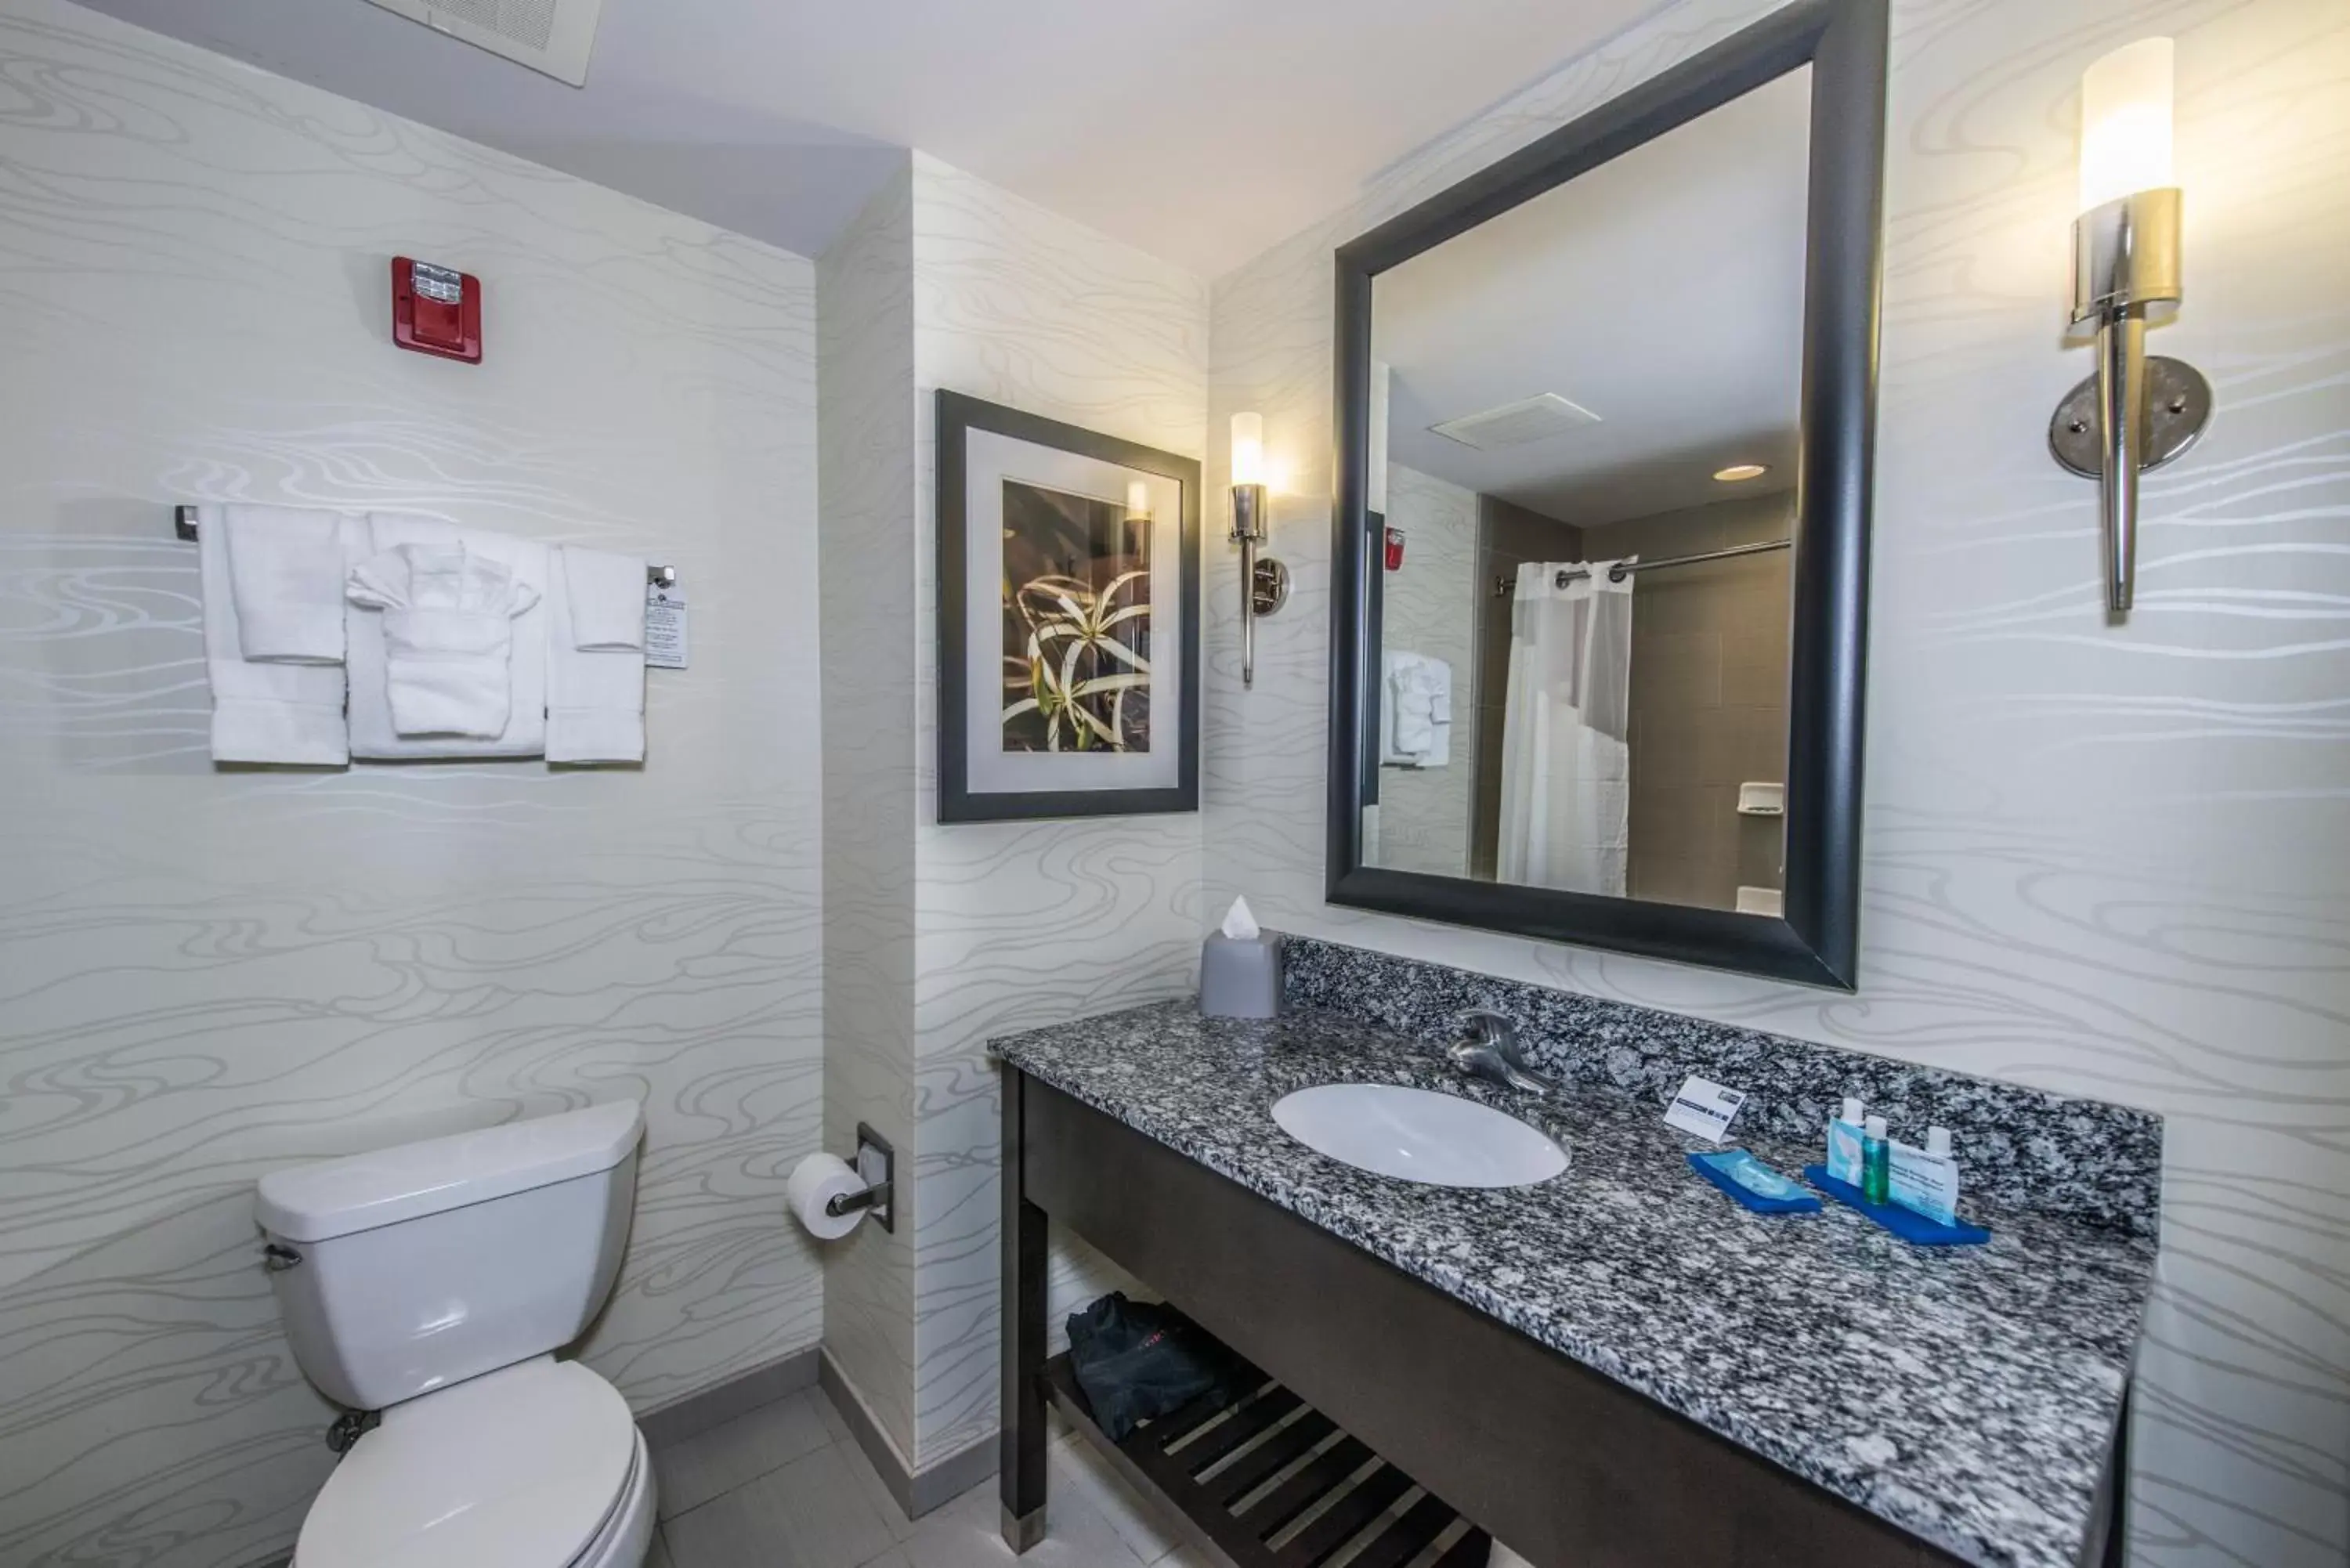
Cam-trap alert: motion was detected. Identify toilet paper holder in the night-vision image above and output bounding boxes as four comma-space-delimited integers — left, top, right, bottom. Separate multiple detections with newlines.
827, 1123, 895, 1233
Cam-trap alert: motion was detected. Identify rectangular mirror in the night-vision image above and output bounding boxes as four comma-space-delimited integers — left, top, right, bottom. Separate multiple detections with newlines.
1329, 0, 1885, 988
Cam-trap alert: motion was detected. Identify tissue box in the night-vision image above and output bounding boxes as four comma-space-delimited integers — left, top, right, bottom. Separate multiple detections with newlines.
1200, 932, 1282, 1019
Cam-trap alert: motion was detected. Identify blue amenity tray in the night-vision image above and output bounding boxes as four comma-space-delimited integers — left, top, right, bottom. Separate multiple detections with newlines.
1803, 1165, 1991, 1245
1687, 1151, 1820, 1214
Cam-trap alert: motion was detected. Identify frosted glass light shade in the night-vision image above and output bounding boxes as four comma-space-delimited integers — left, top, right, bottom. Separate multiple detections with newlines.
1231, 412, 1265, 488
2079, 38, 2175, 213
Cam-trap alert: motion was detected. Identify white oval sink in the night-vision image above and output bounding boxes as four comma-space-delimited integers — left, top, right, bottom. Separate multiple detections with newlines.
1270, 1084, 1567, 1189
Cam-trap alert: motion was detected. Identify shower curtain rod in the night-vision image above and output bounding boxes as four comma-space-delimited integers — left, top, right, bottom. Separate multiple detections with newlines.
1491, 537, 1790, 596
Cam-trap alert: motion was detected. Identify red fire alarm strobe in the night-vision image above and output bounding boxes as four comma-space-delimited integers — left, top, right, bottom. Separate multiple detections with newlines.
392, 257, 482, 363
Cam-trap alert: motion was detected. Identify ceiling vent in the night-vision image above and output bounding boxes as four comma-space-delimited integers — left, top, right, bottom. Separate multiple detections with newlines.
1429, 393, 1600, 452
363, 0, 606, 87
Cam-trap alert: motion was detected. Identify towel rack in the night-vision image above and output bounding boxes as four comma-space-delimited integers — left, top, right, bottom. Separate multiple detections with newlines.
174, 505, 678, 588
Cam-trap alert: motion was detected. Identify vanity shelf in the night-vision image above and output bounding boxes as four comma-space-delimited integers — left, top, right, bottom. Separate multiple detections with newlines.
1041, 1352, 1490, 1568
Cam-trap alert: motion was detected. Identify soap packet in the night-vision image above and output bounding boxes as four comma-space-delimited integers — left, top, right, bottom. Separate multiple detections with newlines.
1687, 1149, 1821, 1215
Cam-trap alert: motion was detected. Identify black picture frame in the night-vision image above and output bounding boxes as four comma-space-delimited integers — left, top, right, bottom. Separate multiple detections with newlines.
1326, 0, 1887, 988
936, 389, 1202, 823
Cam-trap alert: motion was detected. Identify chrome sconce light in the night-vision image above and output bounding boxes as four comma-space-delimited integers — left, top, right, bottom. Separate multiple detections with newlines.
2048, 37, 2212, 615
1230, 412, 1289, 687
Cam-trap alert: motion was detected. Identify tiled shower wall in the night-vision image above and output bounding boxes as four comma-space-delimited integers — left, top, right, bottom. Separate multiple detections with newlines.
0, 3, 826, 1566
1583, 489, 1795, 909
1202, 0, 2350, 1564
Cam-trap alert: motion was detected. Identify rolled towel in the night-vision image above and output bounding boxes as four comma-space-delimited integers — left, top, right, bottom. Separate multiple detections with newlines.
346, 513, 548, 759
348, 543, 538, 738
222, 504, 348, 663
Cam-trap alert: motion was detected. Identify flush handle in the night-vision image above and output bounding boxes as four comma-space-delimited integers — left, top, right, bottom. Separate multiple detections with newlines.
262, 1243, 304, 1273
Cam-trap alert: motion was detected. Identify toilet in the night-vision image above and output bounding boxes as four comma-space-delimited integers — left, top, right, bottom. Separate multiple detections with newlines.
255, 1101, 655, 1568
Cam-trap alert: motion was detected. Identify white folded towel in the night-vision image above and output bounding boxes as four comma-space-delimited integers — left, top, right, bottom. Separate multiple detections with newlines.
1401, 658, 1438, 766
346, 514, 548, 759
547, 545, 647, 764
197, 504, 349, 765
561, 546, 647, 651
1380, 651, 1452, 768
222, 504, 348, 663
348, 543, 538, 737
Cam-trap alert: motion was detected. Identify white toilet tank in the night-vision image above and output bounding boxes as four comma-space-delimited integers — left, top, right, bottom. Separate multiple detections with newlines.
255, 1101, 643, 1411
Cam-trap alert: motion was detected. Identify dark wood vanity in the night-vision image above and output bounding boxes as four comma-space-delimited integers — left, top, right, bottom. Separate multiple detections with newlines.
1000, 1066, 2130, 1568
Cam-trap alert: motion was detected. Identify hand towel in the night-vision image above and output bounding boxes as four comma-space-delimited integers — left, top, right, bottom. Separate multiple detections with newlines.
197, 504, 348, 765
222, 504, 348, 663
347, 543, 537, 736
1380, 652, 1452, 768
1417, 656, 1452, 768
560, 546, 647, 651
346, 514, 549, 759
1379, 650, 1425, 766
547, 544, 647, 764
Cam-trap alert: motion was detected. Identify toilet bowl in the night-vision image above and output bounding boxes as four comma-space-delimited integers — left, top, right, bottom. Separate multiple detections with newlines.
295, 1358, 653, 1568
256, 1103, 654, 1568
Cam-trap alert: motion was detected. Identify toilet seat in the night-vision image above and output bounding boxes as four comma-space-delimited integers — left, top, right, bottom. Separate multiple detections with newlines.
295, 1357, 644, 1568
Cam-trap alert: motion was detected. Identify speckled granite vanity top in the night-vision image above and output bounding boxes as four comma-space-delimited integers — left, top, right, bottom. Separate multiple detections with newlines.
990, 997, 2157, 1568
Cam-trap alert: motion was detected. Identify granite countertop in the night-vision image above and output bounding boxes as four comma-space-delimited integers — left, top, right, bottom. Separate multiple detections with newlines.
990, 1000, 2156, 1568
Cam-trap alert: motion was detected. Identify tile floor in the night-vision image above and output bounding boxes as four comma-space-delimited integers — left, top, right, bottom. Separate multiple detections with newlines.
647, 1384, 1211, 1568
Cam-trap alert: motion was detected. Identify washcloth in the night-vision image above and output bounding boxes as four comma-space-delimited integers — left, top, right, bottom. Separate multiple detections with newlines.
348, 544, 537, 736
346, 514, 549, 759
546, 544, 647, 764
222, 504, 348, 663
197, 504, 349, 764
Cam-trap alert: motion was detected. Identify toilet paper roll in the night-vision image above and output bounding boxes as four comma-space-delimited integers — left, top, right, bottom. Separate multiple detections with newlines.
787, 1154, 867, 1241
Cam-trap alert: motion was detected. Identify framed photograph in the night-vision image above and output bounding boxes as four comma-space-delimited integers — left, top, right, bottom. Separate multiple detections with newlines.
936, 390, 1201, 823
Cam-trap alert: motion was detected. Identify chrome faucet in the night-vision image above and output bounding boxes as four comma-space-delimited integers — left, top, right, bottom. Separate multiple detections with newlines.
1448, 1010, 1558, 1097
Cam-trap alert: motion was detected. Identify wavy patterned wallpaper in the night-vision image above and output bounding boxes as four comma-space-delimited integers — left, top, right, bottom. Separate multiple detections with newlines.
817, 159, 924, 1472
905, 153, 1209, 1470
808, 152, 1208, 1478
0, 2, 824, 1564
1371, 461, 1480, 878
1201, 1, 2350, 1564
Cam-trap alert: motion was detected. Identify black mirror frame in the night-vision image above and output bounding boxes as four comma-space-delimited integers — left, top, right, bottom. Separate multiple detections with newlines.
1326, 0, 1887, 990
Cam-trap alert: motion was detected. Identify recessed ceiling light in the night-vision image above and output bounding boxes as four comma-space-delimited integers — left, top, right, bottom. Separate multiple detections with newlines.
1713, 464, 1770, 482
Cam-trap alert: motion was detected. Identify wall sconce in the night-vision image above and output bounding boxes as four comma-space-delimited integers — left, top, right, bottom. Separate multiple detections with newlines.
1230, 412, 1289, 688
2048, 37, 2212, 614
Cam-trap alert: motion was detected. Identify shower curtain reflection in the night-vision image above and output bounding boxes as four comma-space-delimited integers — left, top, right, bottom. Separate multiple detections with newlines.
1496, 560, 1634, 893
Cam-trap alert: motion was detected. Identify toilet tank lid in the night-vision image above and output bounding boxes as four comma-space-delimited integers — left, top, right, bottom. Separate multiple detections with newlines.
256, 1101, 644, 1243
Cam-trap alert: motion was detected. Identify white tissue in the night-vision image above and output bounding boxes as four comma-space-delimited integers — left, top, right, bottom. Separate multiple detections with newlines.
1220, 896, 1260, 941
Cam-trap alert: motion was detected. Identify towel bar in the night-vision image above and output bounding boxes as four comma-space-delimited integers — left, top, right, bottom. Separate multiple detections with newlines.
174, 505, 677, 587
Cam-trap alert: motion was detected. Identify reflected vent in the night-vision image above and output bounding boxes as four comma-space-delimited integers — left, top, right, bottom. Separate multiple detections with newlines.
364, 0, 604, 86
1429, 392, 1600, 451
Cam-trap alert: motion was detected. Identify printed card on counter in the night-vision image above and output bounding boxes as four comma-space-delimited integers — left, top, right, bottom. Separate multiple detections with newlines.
645, 583, 689, 670
1664, 1075, 1747, 1144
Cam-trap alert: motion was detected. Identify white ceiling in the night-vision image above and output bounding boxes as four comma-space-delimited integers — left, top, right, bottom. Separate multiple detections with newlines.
72, 0, 1666, 273
1376, 67, 1812, 528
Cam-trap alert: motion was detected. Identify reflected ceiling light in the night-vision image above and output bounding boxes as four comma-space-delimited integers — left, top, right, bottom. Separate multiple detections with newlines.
1713, 464, 1769, 482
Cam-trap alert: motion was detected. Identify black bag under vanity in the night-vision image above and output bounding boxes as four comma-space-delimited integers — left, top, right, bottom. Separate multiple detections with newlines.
1065, 1292, 1246, 1440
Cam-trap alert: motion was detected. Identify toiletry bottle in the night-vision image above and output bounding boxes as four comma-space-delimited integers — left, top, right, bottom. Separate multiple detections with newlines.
1825, 1097, 1866, 1185
1860, 1115, 1891, 1205
1888, 1125, 1961, 1227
